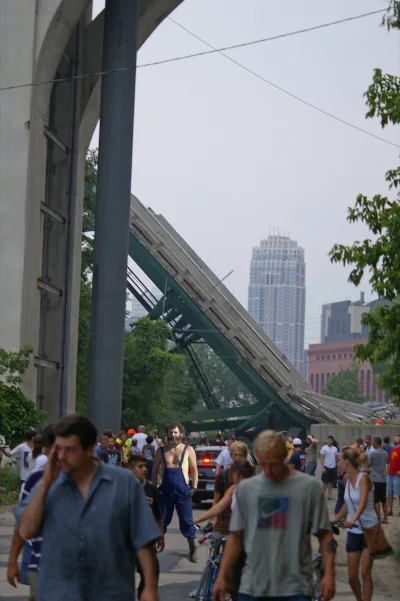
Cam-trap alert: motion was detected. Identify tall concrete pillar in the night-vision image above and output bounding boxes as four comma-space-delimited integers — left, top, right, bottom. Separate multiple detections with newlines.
88, 0, 139, 434
0, 1, 39, 361
0, 0, 89, 421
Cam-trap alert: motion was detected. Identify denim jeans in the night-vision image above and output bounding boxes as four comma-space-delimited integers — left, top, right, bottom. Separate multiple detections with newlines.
335, 478, 345, 514
238, 593, 311, 601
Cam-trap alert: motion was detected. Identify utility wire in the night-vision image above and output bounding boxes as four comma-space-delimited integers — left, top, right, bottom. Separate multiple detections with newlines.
169, 17, 399, 149
143, 8, 388, 67
0, 8, 388, 91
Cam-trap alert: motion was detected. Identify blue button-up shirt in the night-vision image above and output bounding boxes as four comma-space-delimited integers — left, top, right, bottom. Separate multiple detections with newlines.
34, 463, 161, 601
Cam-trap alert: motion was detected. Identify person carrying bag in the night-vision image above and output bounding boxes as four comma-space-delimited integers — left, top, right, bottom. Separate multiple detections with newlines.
334, 447, 393, 601
347, 479, 393, 560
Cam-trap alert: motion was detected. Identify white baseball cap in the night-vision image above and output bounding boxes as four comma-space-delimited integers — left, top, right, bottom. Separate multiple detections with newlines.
293, 438, 302, 446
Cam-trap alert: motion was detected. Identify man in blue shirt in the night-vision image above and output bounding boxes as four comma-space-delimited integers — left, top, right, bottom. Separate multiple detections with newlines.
19, 414, 161, 601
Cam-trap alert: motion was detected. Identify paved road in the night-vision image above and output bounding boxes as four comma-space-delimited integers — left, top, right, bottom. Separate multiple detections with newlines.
0, 504, 389, 601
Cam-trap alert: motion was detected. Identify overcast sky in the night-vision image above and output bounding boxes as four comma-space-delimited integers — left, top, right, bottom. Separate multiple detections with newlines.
92, 0, 399, 347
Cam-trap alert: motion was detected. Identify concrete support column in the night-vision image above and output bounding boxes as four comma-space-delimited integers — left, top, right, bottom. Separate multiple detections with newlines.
88, 0, 139, 433
0, 1, 38, 357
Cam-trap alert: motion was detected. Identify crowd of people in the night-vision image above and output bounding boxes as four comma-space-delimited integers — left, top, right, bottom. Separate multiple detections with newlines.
1, 421, 399, 601
282, 431, 399, 601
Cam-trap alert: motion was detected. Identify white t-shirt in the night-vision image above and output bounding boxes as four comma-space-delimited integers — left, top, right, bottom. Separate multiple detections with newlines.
27, 452, 48, 474
151, 437, 161, 452
215, 448, 232, 469
320, 445, 338, 469
10, 442, 31, 481
132, 433, 147, 452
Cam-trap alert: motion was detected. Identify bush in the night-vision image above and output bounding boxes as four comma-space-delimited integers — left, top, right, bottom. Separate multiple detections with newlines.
0, 346, 46, 447
0, 464, 20, 506
0, 382, 46, 447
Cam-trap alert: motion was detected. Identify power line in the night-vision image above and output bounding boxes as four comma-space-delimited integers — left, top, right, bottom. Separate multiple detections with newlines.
168, 17, 399, 149
0, 67, 128, 93
141, 8, 388, 68
0, 9, 388, 92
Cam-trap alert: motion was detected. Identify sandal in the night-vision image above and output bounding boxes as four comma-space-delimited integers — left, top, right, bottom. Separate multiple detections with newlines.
382, 518, 389, 524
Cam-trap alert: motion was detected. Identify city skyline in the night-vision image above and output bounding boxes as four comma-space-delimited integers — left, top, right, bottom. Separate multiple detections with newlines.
248, 235, 306, 374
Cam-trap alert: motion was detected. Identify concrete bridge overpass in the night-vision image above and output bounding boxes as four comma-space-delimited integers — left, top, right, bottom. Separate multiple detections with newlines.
0, 0, 184, 426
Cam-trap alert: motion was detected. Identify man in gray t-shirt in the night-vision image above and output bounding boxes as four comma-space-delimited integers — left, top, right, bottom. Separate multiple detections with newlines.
212, 430, 336, 601
369, 436, 388, 522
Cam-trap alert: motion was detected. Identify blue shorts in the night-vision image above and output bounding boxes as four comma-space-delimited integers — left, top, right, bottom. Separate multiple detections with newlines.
387, 474, 400, 496
238, 594, 311, 601
346, 531, 367, 553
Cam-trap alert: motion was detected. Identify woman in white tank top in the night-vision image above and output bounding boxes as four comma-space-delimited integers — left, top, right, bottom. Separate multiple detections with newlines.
334, 447, 378, 601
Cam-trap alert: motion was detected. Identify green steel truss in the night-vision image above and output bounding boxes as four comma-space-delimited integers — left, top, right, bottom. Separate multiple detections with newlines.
128, 233, 311, 436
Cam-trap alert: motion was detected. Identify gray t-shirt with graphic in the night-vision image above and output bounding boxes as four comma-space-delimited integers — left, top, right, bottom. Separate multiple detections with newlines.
230, 471, 331, 598
369, 448, 388, 483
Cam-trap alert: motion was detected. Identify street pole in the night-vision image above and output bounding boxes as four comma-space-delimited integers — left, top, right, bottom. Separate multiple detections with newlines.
88, 0, 138, 433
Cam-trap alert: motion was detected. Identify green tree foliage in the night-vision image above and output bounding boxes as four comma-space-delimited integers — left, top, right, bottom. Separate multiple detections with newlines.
329, 4, 400, 403
0, 346, 32, 386
121, 318, 199, 428
322, 364, 366, 404
192, 345, 256, 408
0, 347, 46, 447
75, 150, 97, 412
81, 148, 97, 280
75, 281, 92, 414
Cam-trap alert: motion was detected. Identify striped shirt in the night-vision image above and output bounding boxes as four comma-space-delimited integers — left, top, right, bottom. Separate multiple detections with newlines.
20, 468, 45, 571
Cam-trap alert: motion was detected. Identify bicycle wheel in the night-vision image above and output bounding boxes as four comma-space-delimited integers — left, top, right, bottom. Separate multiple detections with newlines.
193, 541, 217, 601
205, 538, 226, 601
194, 562, 213, 601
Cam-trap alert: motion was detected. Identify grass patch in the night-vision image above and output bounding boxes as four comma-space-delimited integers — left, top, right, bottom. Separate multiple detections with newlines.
0, 464, 20, 506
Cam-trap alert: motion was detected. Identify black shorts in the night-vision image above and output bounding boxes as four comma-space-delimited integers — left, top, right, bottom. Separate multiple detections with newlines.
321, 467, 337, 483
346, 531, 367, 553
373, 481, 387, 504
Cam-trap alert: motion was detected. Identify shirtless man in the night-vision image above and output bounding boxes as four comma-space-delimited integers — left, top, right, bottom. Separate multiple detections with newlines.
152, 422, 199, 562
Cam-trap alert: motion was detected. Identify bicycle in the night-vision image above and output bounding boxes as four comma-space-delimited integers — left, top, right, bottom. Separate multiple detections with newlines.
190, 523, 228, 601
312, 521, 341, 601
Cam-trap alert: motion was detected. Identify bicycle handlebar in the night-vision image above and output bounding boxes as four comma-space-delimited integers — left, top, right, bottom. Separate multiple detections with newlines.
330, 520, 342, 536
194, 521, 213, 535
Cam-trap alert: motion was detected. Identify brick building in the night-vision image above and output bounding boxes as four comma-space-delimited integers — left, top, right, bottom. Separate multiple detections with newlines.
308, 339, 388, 402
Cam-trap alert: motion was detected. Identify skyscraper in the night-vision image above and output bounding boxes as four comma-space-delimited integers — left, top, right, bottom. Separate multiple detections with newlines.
248, 235, 306, 373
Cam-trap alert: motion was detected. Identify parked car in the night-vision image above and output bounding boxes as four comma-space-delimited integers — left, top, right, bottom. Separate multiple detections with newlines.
190, 445, 258, 504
